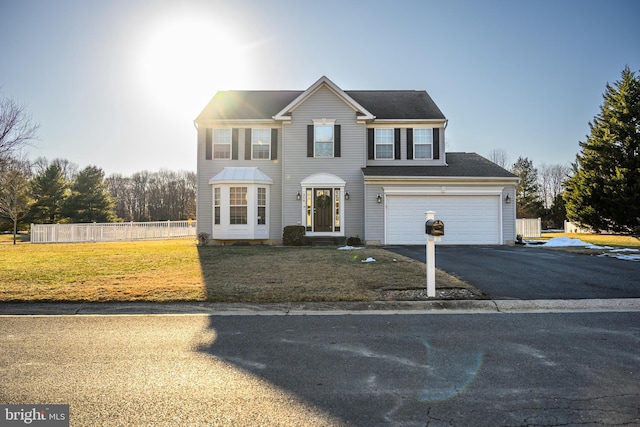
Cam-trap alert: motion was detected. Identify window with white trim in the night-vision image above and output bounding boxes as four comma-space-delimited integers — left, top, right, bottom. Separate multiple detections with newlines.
213, 128, 231, 159
257, 187, 266, 225
315, 125, 334, 157
413, 128, 433, 159
229, 187, 247, 225
214, 187, 221, 225
251, 129, 271, 160
375, 129, 394, 159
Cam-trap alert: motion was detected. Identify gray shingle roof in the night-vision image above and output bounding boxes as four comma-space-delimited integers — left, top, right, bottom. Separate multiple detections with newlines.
197, 91, 301, 120
197, 89, 445, 120
362, 153, 518, 179
347, 91, 445, 120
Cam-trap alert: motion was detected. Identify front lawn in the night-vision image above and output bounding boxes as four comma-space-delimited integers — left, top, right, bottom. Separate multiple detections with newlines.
0, 240, 474, 302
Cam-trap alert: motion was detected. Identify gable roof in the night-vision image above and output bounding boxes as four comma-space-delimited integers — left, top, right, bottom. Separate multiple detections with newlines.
274, 76, 374, 121
362, 153, 518, 179
196, 77, 445, 122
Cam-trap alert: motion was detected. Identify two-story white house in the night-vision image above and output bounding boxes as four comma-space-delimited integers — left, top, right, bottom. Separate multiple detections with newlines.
195, 76, 518, 245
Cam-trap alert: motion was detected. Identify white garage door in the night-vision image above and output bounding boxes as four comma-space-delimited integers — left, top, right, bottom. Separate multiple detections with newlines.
386, 195, 501, 245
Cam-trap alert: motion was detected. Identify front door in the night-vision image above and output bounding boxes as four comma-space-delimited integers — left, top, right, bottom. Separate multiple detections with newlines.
314, 189, 332, 232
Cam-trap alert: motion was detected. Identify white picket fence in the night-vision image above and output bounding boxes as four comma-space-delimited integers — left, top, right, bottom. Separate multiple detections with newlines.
30, 220, 197, 244
516, 218, 541, 238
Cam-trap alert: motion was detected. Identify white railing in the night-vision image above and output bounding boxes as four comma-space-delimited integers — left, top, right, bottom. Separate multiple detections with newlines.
516, 218, 541, 238
30, 220, 197, 244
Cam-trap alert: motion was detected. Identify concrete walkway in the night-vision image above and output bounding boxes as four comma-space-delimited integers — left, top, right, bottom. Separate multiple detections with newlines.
2, 298, 640, 316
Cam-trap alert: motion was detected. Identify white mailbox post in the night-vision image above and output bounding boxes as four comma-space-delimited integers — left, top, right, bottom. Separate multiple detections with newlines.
425, 210, 442, 298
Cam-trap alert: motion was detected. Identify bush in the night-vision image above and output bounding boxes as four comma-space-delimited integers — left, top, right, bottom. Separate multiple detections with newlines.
197, 232, 210, 246
346, 236, 362, 246
283, 225, 305, 246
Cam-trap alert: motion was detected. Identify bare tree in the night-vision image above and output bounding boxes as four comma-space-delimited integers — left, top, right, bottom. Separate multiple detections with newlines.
0, 158, 32, 244
488, 148, 510, 169
0, 95, 39, 165
538, 163, 571, 209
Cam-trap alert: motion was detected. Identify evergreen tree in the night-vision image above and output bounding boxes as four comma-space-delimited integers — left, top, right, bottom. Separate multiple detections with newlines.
512, 157, 544, 218
30, 163, 68, 223
564, 66, 640, 233
63, 166, 116, 223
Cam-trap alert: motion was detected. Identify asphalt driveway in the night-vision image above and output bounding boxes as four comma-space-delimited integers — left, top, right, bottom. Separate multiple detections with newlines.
385, 245, 640, 300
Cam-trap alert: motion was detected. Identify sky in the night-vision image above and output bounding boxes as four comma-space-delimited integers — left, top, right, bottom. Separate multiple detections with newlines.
1, 0, 638, 176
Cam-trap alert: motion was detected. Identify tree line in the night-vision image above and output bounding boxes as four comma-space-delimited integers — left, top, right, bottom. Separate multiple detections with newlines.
0, 155, 196, 240
489, 149, 571, 229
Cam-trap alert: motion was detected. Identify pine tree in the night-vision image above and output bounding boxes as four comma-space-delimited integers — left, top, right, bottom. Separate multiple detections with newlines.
512, 157, 544, 218
63, 166, 116, 223
564, 66, 640, 233
30, 163, 68, 223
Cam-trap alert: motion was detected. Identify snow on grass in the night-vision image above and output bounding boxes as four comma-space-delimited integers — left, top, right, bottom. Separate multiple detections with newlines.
337, 246, 363, 250
540, 237, 640, 261
361, 257, 376, 263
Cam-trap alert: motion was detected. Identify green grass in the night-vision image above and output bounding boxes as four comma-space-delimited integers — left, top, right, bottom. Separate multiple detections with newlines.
0, 240, 470, 303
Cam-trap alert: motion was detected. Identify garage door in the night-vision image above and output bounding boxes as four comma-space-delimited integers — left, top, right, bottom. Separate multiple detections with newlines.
386, 195, 501, 245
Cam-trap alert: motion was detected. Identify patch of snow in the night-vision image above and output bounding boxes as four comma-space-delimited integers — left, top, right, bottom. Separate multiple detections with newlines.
539, 237, 640, 262
337, 246, 363, 250
542, 237, 590, 247
599, 253, 640, 262
361, 257, 376, 263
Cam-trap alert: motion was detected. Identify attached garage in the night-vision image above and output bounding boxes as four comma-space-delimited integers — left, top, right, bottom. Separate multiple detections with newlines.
362, 153, 519, 246
385, 194, 501, 245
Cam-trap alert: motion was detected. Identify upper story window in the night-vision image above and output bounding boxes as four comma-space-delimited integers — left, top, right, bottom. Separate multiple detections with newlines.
251, 129, 271, 160
375, 129, 394, 159
213, 128, 232, 159
413, 128, 433, 159
308, 119, 340, 158
315, 125, 334, 157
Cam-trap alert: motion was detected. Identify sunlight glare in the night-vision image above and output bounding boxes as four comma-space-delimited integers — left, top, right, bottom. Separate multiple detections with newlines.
136, 15, 250, 118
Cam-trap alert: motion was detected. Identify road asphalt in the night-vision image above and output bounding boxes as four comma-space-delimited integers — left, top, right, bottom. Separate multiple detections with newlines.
1, 298, 640, 316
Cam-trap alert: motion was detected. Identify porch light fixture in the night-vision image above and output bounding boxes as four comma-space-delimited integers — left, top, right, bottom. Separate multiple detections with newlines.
345, 192, 350, 200
376, 194, 382, 203
505, 194, 511, 204
296, 192, 301, 201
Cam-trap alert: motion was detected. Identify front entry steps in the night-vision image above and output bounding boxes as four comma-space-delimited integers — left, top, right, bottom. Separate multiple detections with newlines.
306, 236, 346, 247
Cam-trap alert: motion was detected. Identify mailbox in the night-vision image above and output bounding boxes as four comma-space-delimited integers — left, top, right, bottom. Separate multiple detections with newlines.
425, 219, 445, 236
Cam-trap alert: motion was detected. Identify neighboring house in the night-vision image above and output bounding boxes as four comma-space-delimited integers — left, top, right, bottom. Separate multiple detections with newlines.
195, 76, 518, 245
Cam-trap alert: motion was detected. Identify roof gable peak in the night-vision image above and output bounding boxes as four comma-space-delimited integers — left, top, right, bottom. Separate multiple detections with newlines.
273, 76, 375, 121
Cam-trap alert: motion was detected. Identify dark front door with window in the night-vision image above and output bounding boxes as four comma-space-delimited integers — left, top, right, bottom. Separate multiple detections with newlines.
314, 189, 332, 232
